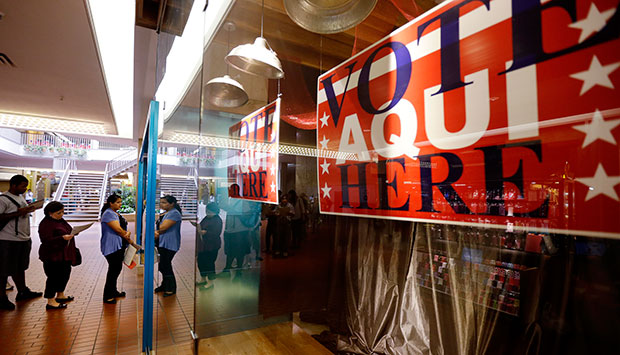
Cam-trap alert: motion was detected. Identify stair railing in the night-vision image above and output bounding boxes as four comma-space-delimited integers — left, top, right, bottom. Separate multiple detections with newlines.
107, 148, 138, 178
98, 164, 110, 219
184, 168, 198, 213
53, 160, 76, 202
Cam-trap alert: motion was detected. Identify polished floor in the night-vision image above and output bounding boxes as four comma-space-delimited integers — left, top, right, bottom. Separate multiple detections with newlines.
0, 221, 195, 354
0, 220, 331, 354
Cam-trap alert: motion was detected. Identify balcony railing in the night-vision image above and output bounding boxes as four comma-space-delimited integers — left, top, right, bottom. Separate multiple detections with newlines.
20, 133, 134, 157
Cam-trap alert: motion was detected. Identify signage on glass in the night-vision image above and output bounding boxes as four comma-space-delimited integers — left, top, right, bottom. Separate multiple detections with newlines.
316, 0, 620, 238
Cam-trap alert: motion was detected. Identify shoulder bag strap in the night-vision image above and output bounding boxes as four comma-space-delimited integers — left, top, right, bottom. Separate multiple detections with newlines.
0, 194, 22, 235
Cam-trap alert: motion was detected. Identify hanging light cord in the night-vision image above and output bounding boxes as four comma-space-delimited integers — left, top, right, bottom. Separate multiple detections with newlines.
320, 35, 323, 75
260, 0, 265, 37
226, 26, 231, 75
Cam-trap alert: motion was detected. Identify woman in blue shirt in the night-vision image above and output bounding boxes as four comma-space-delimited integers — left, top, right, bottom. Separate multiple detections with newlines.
154, 195, 182, 296
100, 194, 135, 304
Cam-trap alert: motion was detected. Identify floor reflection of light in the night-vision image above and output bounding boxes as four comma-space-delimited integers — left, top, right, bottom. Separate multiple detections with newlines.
195, 267, 261, 324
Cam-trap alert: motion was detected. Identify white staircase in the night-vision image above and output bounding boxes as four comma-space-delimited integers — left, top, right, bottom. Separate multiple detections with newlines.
60, 172, 105, 222
158, 176, 197, 219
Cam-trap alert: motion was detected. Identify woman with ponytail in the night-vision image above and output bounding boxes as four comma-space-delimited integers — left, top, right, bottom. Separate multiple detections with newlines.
100, 194, 136, 304
154, 195, 182, 296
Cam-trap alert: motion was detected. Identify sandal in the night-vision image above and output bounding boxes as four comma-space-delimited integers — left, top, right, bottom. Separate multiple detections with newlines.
46, 303, 67, 310
55, 296, 74, 303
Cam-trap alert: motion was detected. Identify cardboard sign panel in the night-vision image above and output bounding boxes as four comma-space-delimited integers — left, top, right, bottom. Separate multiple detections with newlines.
228, 98, 280, 204
317, 0, 620, 238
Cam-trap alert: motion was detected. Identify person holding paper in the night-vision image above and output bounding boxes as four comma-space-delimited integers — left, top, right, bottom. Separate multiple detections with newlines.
0, 174, 43, 311
154, 195, 182, 297
100, 194, 136, 304
38, 201, 79, 310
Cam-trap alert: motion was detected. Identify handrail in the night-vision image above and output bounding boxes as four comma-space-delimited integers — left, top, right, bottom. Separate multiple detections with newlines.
189, 167, 198, 188
98, 163, 110, 219
53, 160, 75, 202
108, 148, 138, 178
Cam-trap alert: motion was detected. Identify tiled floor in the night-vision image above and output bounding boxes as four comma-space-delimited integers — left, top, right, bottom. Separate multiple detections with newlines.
0, 221, 196, 354
0, 219, 334, 354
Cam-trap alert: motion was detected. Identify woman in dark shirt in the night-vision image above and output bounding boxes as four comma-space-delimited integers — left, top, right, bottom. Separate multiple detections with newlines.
38, 201, 79, 310
197, 202, 222, 290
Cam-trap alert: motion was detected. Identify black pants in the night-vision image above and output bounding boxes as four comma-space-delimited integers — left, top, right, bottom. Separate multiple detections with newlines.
103, 248, 124, 300
291, 219, 304, 249
43, 261, 71, 299
197, 249, 218, 279
265, 219, 276, 252
275, 222, 291, 254
158, 247, 177, 293
0, 239, 30, 296
224, 253, 245, 270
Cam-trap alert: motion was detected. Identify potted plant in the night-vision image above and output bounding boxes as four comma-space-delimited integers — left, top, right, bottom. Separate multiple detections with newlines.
115, 186, 136, 222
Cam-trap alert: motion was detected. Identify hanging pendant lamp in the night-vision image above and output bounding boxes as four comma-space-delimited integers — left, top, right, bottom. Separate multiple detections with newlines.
283, 0, 378, 34
205, 22, 249, 108
225, 0, 284, 79
204, 74, 248, 108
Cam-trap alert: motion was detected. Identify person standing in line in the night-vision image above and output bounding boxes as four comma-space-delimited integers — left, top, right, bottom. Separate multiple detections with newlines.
154, 195, 182, 297
274, 194, 294, 258
288, 190, 306, 250
197, 202, 222, 290
100, 194, 135, 304
38, 201, 79, 310
262, 203, 277, 255
221, 185, 252, 274
0, 175, 43, 311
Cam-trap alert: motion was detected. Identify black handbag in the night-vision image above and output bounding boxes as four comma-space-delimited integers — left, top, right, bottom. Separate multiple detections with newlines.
118, 212, 129, 248
72, 248, 82, 266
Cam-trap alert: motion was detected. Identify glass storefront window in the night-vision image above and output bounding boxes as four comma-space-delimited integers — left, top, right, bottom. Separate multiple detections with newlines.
151, 0, 620, 353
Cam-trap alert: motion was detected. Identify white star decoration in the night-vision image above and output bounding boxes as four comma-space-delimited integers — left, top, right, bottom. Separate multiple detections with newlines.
319, 135, 330, 150
570, 55, 620, 95
270, 164, 276, 175
320, 159, 331, 174
270, 181, 276, 192
572, 109, 620, 148
568, 3, 615, 43
320, 112, 330, 128
321, 182, 332, 198
576, 164, 620, 201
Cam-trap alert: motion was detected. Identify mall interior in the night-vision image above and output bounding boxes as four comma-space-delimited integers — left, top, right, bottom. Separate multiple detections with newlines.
0, 0, 619, 354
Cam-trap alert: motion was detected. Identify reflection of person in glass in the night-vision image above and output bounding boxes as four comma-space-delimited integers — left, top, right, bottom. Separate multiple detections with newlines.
274, 194, 294, 258
221, 184, 257, 277
197, 203, 222, 290
154, 195, 182, 297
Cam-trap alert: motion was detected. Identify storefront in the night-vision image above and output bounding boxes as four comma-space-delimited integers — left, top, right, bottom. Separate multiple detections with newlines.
137, 0, 620, 353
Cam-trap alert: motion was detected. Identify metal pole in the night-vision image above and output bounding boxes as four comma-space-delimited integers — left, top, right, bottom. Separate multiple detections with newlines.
142, 100, 159, 353
136, 157, 144, 246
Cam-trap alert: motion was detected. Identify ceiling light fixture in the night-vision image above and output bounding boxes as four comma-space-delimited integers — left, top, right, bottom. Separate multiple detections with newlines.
283, 0, 377, 34
225, 0, 284, 79
204, 22, 248, 108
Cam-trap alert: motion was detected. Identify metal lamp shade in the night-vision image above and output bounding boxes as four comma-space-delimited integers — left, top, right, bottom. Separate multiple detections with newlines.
204, 75, 249, 108
284, 0, 378, 34
225, 37, 284, 79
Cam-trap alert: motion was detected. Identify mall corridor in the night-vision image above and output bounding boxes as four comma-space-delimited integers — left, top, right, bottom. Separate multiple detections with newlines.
0, 222, 195, 354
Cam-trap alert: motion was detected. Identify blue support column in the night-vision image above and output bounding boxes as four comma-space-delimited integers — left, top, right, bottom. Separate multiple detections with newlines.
142, 100, 159, 353
136, 158, 144, 246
